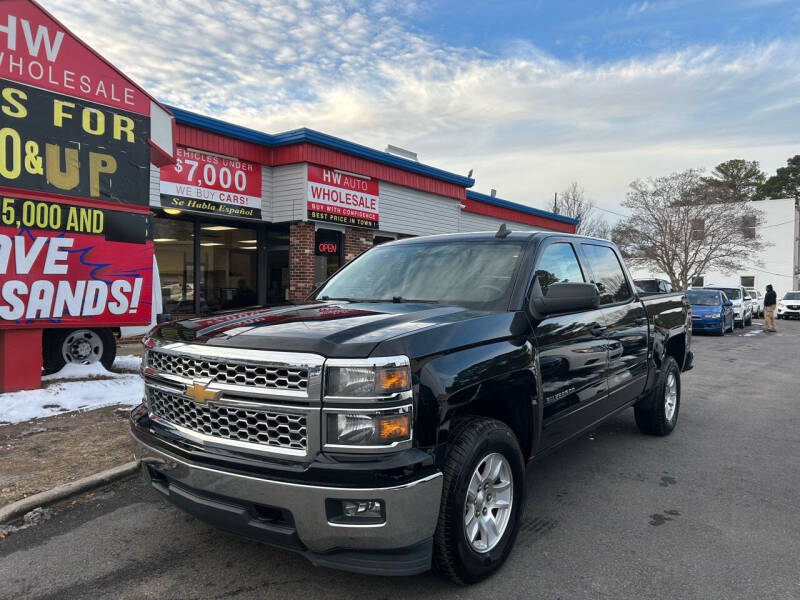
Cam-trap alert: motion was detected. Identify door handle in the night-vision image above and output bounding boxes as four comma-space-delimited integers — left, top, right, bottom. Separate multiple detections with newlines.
591, 324, 607, 337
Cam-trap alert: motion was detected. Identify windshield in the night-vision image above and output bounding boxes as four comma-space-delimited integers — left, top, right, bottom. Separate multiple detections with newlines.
634, 280, 660, 293
687, 291, 720, 306
315, 240, 525, 310
708, 287, 741, 300
784, 292, 800, 300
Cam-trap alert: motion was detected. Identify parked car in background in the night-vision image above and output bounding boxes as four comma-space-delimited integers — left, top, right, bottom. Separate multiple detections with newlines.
704, 285, 752, 327
777, 291, 800, 319
687, 289, 734, 335
634, 278, 673, 294
746, 289, 764, 318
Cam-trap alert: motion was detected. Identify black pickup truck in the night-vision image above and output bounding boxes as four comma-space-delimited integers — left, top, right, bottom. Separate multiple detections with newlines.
131, 230, 693, 583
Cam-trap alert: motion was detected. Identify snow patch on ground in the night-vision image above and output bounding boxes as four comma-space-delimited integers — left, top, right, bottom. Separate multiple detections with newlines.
113, 354, 142, 371
41, 362, 110, 381
2, 355, 144, 424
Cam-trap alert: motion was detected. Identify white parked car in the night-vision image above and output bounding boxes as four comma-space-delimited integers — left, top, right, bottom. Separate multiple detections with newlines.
777, 291, 800, 320
704, 285, 752, 327
746, 289, 764, 318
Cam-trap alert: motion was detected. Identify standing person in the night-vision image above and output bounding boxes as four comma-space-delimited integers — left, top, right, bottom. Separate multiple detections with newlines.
764, 284, 777, 332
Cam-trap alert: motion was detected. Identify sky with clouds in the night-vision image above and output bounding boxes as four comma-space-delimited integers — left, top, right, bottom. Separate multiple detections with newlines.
41, 0, 800, 220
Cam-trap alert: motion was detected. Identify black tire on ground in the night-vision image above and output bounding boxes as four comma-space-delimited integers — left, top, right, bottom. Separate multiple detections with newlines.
716, 324, 725, 336
634, 355, 680, 437
745, 314, 752, 327
42, 328, 117, 374
433, 417, 525, 584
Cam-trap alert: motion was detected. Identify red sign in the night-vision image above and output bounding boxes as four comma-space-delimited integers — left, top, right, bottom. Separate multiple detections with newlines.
307, 164, 379, 229
0, 197, 152, 327
0, 1, 149, 114
160, 147, 262, 219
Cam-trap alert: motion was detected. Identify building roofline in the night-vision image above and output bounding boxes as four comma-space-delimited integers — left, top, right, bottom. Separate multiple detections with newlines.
166, 105, 475, 188
466, 191, 580, 225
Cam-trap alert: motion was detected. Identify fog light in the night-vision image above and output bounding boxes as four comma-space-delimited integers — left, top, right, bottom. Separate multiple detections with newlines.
326, 498, 385, 524
343, 500, 382, 518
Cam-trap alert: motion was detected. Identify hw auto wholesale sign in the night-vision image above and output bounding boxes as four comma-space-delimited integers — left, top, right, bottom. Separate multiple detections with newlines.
307, 164, 379, 229
0, 0, 167, 328
160, 147, 262, 219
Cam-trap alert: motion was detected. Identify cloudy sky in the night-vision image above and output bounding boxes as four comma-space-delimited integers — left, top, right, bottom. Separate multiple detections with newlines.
42, 0, 800, 220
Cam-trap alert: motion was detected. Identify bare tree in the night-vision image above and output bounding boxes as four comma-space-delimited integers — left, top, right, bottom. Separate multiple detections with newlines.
612, 169, 765, 290
554, 182, 611, 238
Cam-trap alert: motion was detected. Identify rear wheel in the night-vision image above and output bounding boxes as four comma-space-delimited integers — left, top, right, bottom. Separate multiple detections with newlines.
433, 417, 525, 584
634, 356, 680, 436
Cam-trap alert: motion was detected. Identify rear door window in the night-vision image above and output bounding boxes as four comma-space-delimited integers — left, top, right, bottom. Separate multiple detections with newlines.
580, 244, 631, 304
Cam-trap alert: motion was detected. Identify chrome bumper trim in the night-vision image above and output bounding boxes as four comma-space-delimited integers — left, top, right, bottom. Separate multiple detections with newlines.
132, 434, 442, 553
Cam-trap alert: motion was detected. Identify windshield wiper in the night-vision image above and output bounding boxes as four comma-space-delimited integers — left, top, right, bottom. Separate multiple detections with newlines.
390, 297, 440, 304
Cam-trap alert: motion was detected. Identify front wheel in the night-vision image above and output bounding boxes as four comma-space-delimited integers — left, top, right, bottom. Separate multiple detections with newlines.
433, 417, 525, 584
43, 328, 117, 374
634, 355, 680, 436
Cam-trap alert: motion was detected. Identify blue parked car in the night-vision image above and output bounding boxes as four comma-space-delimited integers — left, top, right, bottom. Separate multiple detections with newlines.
687, 289, 734, 335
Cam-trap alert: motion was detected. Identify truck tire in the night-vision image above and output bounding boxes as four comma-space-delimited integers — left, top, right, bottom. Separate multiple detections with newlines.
433, 417, 525, 584
634, 355, 680, 436
43, 328, 117, 374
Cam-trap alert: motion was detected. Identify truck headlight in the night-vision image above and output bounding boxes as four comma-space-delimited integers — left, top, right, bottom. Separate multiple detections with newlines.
325, 357, 411, 398
325, 405, 411, 447
323, 356, 413, 451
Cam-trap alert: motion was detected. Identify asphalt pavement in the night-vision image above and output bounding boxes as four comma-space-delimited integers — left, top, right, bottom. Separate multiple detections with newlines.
2, 319, 799, 600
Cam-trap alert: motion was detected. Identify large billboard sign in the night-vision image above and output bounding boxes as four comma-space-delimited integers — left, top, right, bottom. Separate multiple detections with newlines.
160, 147, 262, 219
0, 1, 172, 330
0, 195, 153, 327
307, 164, 379, 229
0, 79, 151, 205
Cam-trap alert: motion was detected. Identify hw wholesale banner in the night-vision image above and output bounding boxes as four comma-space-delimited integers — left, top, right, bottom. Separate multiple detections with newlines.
160, 147, 262, 219
0, 195, 153, 327
307, 164, 379, 229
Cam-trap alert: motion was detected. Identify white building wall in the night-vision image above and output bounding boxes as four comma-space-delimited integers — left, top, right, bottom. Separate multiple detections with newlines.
633, 198, 799, 298
149, 164, 160, 208
377, 181, 460, 236
259, 165, 273, 221
272, 163, 307, 222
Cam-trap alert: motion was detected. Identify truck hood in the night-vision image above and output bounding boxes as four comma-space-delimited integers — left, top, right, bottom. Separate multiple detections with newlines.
150, 301, 524, 359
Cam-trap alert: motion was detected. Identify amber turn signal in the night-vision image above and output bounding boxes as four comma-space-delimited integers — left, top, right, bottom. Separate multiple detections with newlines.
378, 415, 410, 440
375, 368, 410, 393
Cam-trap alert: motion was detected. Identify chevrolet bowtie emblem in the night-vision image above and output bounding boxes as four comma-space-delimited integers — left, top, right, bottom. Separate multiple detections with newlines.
184, 379, 219, 404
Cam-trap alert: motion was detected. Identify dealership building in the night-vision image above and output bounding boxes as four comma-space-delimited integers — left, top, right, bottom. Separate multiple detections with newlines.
150, 107, 578, 316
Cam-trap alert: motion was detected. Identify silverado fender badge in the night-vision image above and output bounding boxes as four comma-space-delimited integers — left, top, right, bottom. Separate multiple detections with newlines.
184, 379, 219, 404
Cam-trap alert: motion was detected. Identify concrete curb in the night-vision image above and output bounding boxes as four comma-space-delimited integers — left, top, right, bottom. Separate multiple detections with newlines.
0, 461, 140, 525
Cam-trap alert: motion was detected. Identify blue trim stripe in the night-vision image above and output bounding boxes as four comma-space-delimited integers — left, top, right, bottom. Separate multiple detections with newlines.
166, 106, 475, 188
466, 190, 579, 226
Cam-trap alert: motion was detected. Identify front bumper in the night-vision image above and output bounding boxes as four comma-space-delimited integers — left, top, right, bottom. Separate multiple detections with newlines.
777, 306, 800, 317
691, 317, 723, 331
131, 424, 443, 576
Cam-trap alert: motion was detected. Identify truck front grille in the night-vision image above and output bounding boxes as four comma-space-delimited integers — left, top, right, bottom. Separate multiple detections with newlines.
148, 387, 307, 451
147, 351, 308, 391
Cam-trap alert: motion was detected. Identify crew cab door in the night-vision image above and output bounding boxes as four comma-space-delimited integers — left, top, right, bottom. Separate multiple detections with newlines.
578, 242, 649, 409
528, 240, 610, 450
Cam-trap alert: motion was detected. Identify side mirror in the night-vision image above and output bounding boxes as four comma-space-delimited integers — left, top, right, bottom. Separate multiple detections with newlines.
530, 281, 600, 316
156, 312, 172, 323
724, 300, 733, 307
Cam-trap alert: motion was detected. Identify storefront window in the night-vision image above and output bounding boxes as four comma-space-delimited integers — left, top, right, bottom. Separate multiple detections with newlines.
153, 218, 195, 315
199, 223, 258, 311
314, 229, 343, 286
267, 228, 290, 305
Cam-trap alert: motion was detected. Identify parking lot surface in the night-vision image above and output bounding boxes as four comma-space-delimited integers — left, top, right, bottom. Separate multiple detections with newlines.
1, 320, 799, 600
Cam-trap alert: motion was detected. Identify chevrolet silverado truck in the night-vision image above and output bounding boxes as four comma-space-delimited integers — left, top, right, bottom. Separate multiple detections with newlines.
130, 230, 693, 583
